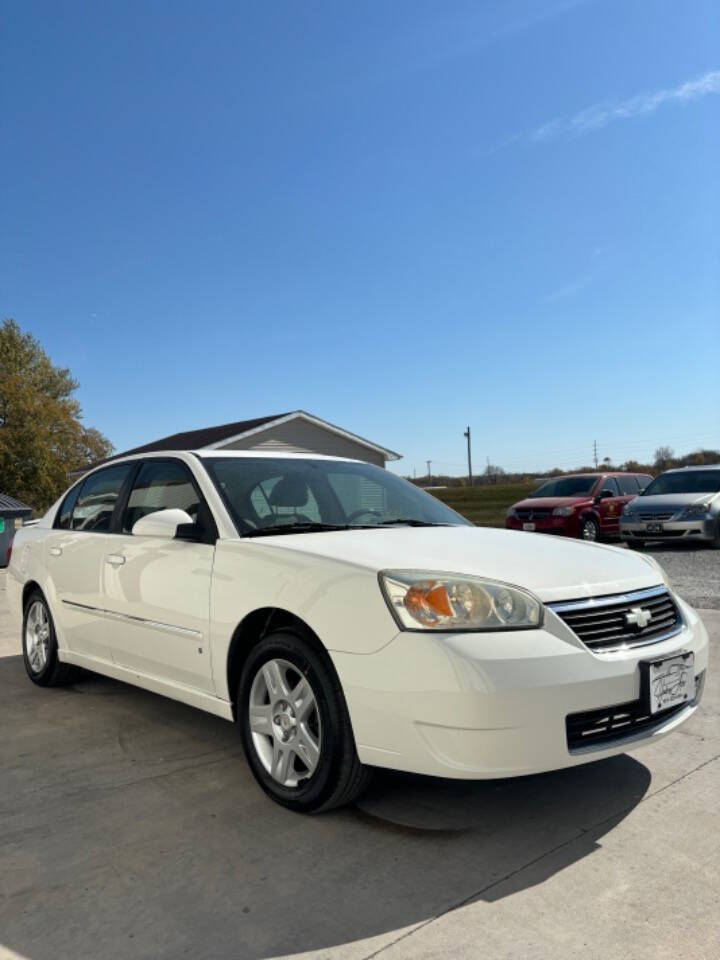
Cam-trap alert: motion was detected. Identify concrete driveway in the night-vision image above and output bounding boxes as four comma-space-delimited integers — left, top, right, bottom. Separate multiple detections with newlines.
1, 570, 718, 960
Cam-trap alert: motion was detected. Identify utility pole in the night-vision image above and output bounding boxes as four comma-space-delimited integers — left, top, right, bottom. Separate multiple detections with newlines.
426, 460, 432, 480
463, 426, 473, 486
593, 440, 598, 469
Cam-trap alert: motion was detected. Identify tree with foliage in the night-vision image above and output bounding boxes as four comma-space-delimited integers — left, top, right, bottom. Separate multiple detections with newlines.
0, 319, 113, 513
654, 446, 674, 470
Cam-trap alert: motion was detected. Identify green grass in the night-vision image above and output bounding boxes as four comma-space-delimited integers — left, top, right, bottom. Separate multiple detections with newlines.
427, 481, 537, 527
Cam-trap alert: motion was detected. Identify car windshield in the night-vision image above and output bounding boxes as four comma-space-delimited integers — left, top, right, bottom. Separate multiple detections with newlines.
530, 476, 598, 498
202, 457, 469, 535
641, 470, 720, 496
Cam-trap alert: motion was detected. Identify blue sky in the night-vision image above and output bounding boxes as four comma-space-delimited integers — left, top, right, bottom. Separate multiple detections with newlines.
2, 0, 719, 477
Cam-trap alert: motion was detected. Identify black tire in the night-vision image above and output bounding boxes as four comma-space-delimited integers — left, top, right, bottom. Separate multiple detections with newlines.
627, 539, 645, 549
237, 629, 371, 813
710, 519, 720, 550
22, 590, 80, 687
579, 516, 600, 542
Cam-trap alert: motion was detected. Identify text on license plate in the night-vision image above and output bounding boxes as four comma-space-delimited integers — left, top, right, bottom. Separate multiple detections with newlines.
645, 653, 695, 714
523, 522, 535, 531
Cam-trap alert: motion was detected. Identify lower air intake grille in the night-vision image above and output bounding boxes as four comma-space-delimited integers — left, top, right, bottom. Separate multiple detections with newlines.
566, 672, 704, 751
550, 586, 682, 653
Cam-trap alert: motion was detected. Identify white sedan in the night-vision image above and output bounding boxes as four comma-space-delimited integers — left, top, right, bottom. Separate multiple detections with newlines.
7, 451, 708, 812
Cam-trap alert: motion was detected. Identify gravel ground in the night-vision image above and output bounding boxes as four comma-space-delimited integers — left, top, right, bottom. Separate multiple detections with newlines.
621, 542, 720, 609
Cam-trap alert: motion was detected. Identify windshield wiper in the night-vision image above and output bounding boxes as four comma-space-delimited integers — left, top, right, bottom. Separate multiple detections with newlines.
241, 519, 454, 537
375, 518, 452, 527
242, 522, 353, 538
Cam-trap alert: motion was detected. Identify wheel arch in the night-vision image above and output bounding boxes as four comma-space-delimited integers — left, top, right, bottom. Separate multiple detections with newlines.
576, 510, 601, 540
22, 579, 43, 611
226, 607, 328, 718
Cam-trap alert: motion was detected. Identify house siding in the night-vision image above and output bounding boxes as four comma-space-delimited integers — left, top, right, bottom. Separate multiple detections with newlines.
219, 419, 386, 467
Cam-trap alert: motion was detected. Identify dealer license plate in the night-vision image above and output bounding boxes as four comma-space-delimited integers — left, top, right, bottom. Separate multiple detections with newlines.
523, 522, 535, 531
643, 652, 695, 714
646, 522, 663, 533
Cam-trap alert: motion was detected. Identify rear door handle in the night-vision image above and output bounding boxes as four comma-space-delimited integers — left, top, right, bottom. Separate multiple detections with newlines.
49, 547, 63, 557
105, 554, 126, 566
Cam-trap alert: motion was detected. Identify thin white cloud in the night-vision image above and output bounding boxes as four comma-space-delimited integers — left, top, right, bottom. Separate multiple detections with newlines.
531, 69, 720, 143
543, 275, 592, 303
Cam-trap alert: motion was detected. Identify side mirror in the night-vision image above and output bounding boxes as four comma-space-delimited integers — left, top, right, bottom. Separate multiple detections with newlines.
600, 489, 614, 500
132, 508, 195, 539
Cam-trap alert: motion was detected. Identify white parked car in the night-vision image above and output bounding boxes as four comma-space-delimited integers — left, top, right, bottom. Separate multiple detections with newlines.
7, 451, 708, 812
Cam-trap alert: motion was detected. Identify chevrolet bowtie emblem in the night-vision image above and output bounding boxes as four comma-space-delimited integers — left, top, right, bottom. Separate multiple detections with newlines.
626, 607, 652, 630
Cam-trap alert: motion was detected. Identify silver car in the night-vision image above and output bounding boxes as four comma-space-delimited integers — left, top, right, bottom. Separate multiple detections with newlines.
620, 464, 720, 548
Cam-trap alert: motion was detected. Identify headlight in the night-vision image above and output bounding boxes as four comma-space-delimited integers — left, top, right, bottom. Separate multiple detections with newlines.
682, 502, 712, 518
379, 570, 543, 631
552, 506, 574, 516
622, 504, 635, 516
506, 507, 518, 518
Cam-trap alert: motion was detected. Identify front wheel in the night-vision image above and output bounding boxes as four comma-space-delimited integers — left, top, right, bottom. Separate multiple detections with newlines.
711, 519, 720, 550
238, 630, 371, 812
579, 516, 600, 542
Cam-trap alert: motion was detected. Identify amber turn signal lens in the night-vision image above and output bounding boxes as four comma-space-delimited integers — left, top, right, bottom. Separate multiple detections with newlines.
404, 581, 453, 625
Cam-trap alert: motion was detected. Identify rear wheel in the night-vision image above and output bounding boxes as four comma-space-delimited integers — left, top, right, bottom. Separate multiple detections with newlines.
22, 591, 80, 687
238, 629, 371, 812
579, 516, 600, 542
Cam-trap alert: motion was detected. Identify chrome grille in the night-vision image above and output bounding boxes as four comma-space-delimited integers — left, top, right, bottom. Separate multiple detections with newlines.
638, 512, 675, 521
549, 586, 682, 653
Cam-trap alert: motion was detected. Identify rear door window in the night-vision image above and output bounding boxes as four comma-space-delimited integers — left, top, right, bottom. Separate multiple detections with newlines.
71, 464, 133, 532
55, 484, 82, 529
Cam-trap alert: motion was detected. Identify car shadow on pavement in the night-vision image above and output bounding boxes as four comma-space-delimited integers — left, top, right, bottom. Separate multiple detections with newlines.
0, 656, 651, 960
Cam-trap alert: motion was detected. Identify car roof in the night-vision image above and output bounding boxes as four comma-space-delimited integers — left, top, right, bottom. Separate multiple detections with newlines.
541, 472, 646, 479
193, 450, 362, 463
104, 449, 363, 466
663, 463, 720, 473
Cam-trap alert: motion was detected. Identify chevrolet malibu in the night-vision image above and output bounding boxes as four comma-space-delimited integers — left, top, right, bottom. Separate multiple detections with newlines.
7, 451, 708, 812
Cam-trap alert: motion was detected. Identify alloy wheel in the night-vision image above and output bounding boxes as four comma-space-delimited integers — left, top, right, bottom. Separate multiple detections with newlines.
581, 519, 598, 541
248, 658, 321, 787
25, 600, 50, 674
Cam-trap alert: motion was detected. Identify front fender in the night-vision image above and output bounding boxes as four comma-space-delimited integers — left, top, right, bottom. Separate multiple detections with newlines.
209, 540, 398, 699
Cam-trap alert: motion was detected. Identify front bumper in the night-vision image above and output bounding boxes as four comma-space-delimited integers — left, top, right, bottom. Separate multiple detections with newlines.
332, 595, 708, 779
620, 517, 717, 542
505, 516, 576, 536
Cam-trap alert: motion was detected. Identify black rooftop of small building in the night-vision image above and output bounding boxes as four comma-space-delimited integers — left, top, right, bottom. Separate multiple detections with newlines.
0, 493, 33, 514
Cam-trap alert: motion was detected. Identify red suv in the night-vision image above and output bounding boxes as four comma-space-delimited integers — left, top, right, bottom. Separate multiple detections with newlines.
505, 472, 653, 542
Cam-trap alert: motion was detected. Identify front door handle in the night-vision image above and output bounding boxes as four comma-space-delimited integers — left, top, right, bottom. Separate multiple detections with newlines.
49, 547, 63, 557
105, 554, 126, 566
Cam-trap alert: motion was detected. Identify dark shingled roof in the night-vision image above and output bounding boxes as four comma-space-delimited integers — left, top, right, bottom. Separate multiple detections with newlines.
81, 413, 292, 472
0, 493, 33, 513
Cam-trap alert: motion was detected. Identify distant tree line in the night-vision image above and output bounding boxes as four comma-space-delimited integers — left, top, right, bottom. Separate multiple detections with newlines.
409, 445, 720, 488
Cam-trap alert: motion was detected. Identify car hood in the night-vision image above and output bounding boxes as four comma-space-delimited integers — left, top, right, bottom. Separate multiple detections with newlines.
630, 493, 718, 511
243, 525, 663, 603
512, 496, 589, 509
